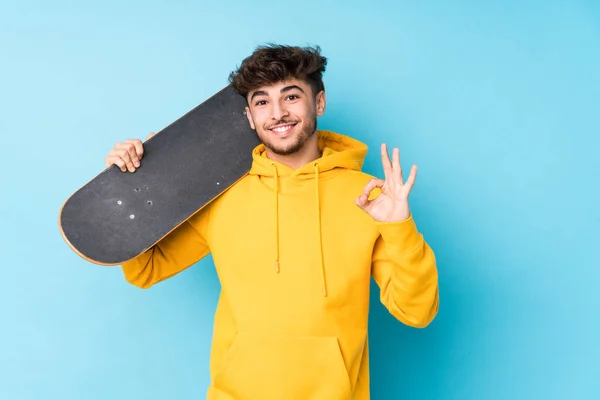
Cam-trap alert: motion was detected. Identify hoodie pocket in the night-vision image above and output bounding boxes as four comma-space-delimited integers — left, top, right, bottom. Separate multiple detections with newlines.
213, 333, 352, 400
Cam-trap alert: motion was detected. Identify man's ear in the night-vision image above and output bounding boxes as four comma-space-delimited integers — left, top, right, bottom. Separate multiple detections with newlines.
245, 106, 256, 130
315, 90, 326, 116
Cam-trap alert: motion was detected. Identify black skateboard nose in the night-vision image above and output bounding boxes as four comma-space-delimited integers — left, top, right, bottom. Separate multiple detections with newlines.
59, 85, 260, 265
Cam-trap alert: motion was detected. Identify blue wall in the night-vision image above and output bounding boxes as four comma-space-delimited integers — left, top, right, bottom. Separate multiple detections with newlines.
1, 1, 598, 399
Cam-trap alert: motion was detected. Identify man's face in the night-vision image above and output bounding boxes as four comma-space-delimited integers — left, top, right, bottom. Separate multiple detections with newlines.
245, 79, 326, 156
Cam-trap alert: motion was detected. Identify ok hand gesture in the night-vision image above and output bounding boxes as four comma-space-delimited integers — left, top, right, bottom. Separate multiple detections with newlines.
355, 143, 417, 223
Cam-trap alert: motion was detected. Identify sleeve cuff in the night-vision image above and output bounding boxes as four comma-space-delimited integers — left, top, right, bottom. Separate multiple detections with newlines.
375, 213, 422, 254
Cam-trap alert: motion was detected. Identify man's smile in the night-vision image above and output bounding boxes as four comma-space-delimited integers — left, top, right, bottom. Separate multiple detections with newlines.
268, 123, 297, 137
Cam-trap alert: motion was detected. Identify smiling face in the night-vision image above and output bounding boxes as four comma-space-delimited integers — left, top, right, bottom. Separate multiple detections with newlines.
245, 79, 326, 157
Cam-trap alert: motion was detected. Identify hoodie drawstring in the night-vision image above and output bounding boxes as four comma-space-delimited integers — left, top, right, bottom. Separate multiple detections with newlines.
270, 162, 328, 297
313, 162, 328, 297
272, 163, 280, 273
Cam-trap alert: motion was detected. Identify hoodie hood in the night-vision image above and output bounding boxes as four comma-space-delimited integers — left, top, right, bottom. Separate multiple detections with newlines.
248, 130, 368, 297
248, 130, 368, 179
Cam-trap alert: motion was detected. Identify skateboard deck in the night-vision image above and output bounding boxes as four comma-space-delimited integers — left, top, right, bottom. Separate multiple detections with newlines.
58, 84, 260, 265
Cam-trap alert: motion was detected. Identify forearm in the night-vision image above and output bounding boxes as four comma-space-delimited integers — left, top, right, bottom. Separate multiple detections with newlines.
371, 215, 439, 327
120, 213, 211, 289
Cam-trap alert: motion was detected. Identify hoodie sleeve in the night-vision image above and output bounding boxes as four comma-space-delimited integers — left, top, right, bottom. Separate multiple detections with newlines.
370, 214, 439, 328
120, 206, 212, 289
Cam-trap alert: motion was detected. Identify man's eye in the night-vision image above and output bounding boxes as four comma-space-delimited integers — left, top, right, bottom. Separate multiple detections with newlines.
255, 100, 267, 106
287, 95, 299, 100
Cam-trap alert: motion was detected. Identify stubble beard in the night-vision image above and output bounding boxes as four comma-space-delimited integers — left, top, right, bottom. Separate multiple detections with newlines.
259, 115, 318, 156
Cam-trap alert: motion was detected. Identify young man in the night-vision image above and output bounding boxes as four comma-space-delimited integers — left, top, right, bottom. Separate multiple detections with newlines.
105, 44, 439, 399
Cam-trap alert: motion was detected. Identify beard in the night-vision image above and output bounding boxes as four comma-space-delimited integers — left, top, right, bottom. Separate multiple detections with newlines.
258, 115, 318, 156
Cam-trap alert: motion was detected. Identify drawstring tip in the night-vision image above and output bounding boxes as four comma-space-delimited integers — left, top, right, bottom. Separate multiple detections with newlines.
322, 285, 328, 297
275, 261, 280, 273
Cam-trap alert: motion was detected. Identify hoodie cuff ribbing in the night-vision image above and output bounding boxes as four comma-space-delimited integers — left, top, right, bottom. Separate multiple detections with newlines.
375, 214, 422, 255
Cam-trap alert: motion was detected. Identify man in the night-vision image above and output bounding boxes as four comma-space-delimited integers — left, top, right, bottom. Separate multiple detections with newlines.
105, 44, 439, 400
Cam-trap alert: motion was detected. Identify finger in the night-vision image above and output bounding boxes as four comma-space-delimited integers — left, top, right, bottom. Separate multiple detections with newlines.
146, 131, 156, 140
404, 164, 417, 190
362, 178, 385, 196
114, 148, 136, 173
124, 142, 141, 167
105, 155, 127, 172
115, 142, 140, 169
125, 139, 144, 158
355, 193, 369, 208
380, 143, 393, 181
392, 147, 402, 183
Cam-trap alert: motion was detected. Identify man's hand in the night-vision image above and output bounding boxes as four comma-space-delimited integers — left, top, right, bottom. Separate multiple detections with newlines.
104, 132, 156, 173
355, 143, 417, 222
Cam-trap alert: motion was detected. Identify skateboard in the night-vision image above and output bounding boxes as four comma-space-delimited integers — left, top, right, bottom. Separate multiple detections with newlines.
58, 84, 261, 265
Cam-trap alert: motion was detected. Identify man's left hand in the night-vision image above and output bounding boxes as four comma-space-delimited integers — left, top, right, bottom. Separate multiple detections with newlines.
355, 143, 417, 223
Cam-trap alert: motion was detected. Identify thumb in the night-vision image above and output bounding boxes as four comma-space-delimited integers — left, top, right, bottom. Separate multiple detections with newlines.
356, 178, 384, 209
355, 193, 370, 210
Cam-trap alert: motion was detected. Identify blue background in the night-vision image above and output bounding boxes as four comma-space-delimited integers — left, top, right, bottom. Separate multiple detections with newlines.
1, 0, 599, 399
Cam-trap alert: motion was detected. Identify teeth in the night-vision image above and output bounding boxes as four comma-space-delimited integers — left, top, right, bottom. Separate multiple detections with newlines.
273, 125, 290, 133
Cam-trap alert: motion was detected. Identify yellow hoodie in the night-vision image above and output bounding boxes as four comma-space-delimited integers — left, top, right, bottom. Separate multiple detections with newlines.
121, 130, 439, 399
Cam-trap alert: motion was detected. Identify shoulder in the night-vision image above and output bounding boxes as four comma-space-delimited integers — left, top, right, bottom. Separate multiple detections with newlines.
203, 173, 258, 214
337, 170, 383, 199
338, 169, 378, 186
187, 174, 253, 222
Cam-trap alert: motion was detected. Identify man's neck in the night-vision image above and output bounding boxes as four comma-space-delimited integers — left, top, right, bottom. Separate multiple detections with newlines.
266, 134, 321, 170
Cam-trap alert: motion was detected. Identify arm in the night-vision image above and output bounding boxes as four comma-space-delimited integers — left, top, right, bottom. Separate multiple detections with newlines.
105, 134, 212, 289
371, 215, 439, 327
120, 206, 212, 289
356, 143, 439, 327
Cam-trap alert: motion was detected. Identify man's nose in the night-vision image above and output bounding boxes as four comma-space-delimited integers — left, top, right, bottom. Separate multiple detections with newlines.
271, 102, 289, 120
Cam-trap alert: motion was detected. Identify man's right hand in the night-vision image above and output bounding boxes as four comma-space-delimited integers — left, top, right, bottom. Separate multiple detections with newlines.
105, 132, 156, 172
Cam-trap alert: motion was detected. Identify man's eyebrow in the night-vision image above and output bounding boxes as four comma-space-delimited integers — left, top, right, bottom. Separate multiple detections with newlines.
249, 85, 305, 101
281, 85, 305, 94
250, 90, 268, 101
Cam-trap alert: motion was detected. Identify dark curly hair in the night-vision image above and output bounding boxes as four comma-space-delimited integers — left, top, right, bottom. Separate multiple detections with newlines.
229, 43, 327, 100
